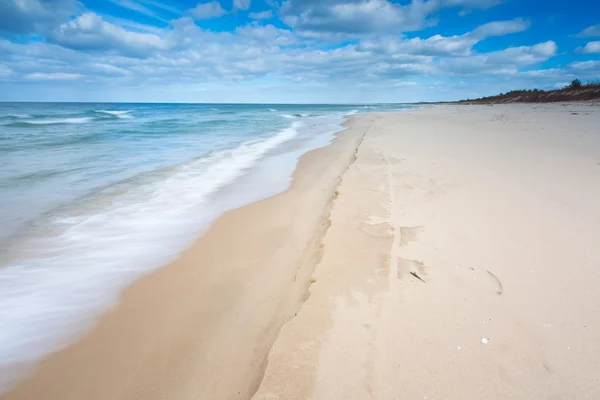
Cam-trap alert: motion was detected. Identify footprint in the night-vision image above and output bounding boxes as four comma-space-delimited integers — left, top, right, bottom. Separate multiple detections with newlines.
398, 257, 426, 281
361, 216, 393, 238
399, 226, 423, 247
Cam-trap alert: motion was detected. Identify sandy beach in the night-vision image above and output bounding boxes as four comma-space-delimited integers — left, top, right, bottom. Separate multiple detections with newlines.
255, 103, 600, 399
4, 104, 600, 399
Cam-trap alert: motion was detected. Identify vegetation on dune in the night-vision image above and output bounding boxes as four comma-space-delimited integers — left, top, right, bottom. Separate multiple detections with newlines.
455, 79, 600, 104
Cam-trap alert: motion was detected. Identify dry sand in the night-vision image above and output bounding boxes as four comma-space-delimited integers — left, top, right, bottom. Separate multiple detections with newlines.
254, 103, 600, 399
4, 104, 600, 400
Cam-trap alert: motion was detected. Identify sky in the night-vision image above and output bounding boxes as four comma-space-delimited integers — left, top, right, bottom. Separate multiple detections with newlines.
0, 0, 599, 103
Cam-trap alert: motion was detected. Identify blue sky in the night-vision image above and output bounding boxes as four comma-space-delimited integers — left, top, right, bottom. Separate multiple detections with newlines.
0, 0, 599, 103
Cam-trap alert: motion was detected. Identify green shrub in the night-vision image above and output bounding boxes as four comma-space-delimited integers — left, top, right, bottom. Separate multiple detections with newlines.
569, 79, 582, 89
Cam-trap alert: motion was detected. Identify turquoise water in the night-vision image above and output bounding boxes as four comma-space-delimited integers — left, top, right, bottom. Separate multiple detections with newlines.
0, 102, 409, 392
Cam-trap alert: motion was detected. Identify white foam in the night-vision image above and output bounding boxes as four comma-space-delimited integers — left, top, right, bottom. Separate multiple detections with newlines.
94, 110, 133, 119
21, 117, 93, 125
0, 121, 304, 394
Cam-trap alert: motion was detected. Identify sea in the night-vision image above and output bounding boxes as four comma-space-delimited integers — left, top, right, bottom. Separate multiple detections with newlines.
0, 102, 410, 392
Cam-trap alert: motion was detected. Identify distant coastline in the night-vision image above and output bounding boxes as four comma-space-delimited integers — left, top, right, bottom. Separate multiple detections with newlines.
422, 80, 600, 105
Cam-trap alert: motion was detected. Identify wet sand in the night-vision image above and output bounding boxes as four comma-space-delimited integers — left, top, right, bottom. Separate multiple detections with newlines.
2, 117, 372, 400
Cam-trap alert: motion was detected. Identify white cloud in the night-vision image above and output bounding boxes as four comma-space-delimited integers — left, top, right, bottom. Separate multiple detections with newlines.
358, 18, 529, 57
577, 24, 600, 38
0, 0, 571, 102
249, 10, 274, 19
564, 61, 600, 81
234, 0, 252, 11
189, 1, 227, 19
106, 0, 160, 19
569, 60, 600, 70
26, 72, 83, 80
0, 0, 79, 35
439, 41, 558, 75
280, 0, 505, 35
468, 18, 530, 40
106, 0, 182, 19
51, 12, 166, 57
576, 41, 600, 54
282, 0, 429, 35
360, 34, 475, 57
1, 17, 558, 92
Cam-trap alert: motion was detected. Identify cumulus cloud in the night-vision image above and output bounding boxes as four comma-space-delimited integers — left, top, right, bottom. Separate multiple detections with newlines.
249, 10, 274, 19
577, 24, 600, 38
0, 15, 559, 91
575, 41, 600, 54
281, 0, 429, 34
439, 41, 558, 75
360, 34, 474, 57
189, 1, 227, 19
0, 0, 571, 102
0, 0, 80, 36
569, 60, 600, 71
51, 12, 166, 57
279, 0, 506, 35
358, 18, 529, 57
234, 0, 252, 11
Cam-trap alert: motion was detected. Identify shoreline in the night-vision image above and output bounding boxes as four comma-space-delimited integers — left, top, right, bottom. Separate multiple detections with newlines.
2, 115, 374, 400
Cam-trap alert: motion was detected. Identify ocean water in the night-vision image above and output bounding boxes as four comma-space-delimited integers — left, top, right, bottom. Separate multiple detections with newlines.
0, 102, 408, 391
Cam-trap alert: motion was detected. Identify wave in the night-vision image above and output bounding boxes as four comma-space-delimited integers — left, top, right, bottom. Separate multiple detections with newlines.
0, 114, 31, 120
281, 114, 305, 119
0, 120, 304, 394
2, 111, 134, 127
9, 117, 93, 126
94, 110, 133, 119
